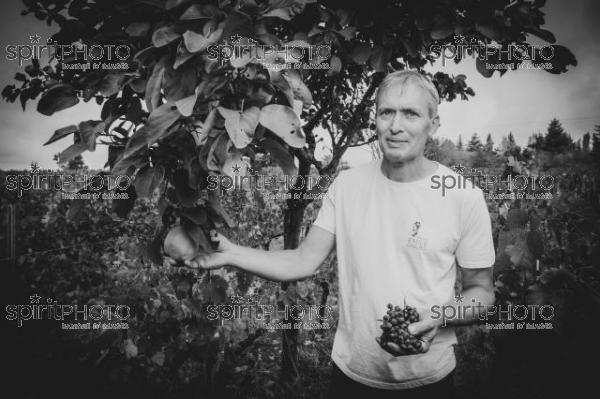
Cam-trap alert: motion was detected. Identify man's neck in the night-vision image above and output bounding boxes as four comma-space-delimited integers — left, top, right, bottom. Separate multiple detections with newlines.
380, 156, 437, 183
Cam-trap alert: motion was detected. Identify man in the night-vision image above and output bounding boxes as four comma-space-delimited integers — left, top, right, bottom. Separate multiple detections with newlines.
187, 71, 496, 398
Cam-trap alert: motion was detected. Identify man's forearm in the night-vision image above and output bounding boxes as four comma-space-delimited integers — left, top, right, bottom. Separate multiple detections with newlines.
227, 245, 312, 282
436, 286, 495, 327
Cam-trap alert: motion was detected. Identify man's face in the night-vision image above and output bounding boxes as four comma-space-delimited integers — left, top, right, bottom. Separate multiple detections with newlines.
376, 82, 439, 163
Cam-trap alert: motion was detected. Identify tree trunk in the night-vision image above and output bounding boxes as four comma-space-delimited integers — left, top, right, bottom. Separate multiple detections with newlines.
279, 158, 311, 395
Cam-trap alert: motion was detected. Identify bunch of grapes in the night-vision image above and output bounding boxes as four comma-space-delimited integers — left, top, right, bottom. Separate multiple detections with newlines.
376, 303, 423, 355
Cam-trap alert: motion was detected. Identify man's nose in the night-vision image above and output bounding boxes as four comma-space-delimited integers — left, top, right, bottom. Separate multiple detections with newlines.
390, 113, 404, 134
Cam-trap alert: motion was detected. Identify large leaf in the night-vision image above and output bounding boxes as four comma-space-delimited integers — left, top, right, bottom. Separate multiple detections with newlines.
221, 148, 251, 178
112, 185, 138, 218
123, 103, 181, 158
526, 28, 556, 43
152, 25, 180, 47
543, 45, 577, 74
430, 25, 454, 40
173, 168, 199, 207
369, 46, 389, 72
475, 23, 503, 42
134, 165, 165, 199
181, 220, 213, 253
280, 69, 312, 107
221, 9, 254, 40
111, 150, 148, 175
99, 73, 126, 97
78, 120, 105, 151
262, 137, 297, 175
261, 0, 312, 20
191, 108, 217, 146
182, 21, 223, 53
37, 84, 79, 116
218, 106, 259, 148
145, 55, 168, 112
163, 64, 198, 102
207, 133, 232, 171
475, 57, 495, 78
57, 143, 88, 164
44, 125, 77, 146
126, 22, 150, 37
175, 86, 199, 117
327, 55, 342, 76
259, 104, 305, 147
180, 3, 222, 20
350, 43, 371, 65
180, 205, 208, 226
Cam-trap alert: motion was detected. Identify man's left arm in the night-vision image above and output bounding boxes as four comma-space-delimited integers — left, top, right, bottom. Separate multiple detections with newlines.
408, 188, 496, 353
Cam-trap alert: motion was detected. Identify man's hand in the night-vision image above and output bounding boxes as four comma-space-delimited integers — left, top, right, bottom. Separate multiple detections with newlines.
407, 316, 442, 353
184, 230, 236, 270
376, 316, 442, 356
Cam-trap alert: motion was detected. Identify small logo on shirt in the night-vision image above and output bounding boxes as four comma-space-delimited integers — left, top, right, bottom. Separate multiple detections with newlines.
411, 221, 421, 237
407, 221, 427, 250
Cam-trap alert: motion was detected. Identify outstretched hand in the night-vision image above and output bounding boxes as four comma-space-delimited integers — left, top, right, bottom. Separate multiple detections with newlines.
184, 230, 236, 270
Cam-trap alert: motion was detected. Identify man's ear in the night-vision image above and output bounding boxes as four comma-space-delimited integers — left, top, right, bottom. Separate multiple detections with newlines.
428, 115, 440, 137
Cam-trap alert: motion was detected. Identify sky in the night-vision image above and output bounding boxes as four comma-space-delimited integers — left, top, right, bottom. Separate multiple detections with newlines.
1, 0, 599, 170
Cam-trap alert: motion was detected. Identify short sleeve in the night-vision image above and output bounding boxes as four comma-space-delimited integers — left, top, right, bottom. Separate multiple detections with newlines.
455, 190, 496, 268
312, 175, 339, 235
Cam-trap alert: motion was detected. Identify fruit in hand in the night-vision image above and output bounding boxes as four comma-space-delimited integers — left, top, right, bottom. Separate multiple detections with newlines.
163, 226, 197, 262
376, 302, 423, 356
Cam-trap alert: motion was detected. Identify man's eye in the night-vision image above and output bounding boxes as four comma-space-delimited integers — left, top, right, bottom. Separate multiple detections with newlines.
380, 110, 393, 116
404, 111, 418, 118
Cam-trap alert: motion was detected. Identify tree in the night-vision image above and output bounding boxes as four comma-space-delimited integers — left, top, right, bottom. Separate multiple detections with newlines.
528, 132, 545, 151
2, 0, 576, 393
592, 125, 600, 160
501, 132, 521, 156
457, 134, 464, 151
66, 154, 86, 170
484, 133, 494, 152
467, 133, 483, 152
543, 118, 573, 154
582, 132, 590, 152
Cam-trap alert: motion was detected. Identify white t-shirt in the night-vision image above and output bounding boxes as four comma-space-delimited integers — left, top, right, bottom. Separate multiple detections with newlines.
313, 159, 495, 389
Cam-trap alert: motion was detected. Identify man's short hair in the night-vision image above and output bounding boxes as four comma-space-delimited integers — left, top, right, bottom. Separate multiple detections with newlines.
376, 71, 440, 118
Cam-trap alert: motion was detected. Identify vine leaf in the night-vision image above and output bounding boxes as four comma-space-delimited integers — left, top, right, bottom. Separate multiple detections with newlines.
259, 104, 305, 148
44, 125, 78, 146
152, 25, 180, 47
123, 103, 181, 159
182, 21, 223, 53
262, 137, 297, 175
218, 106, 259, 149
37, 84, 79, 116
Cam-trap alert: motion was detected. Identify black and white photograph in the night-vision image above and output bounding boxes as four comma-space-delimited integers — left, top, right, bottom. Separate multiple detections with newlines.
1, 0, 600, 398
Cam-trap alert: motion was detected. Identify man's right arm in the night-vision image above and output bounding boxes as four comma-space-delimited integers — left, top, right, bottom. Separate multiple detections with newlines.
186, 225, 335, 282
